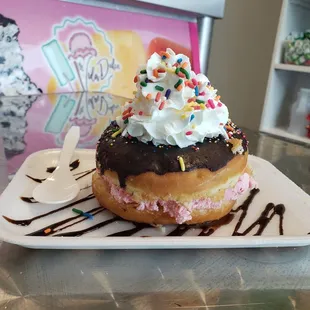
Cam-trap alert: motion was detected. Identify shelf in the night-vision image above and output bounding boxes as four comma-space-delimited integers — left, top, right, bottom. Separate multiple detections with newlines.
274, 63, 310, 73
262, 127, 310, 145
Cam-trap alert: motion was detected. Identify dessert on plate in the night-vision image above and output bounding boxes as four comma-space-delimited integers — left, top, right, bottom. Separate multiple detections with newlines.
93, 48, 256, 225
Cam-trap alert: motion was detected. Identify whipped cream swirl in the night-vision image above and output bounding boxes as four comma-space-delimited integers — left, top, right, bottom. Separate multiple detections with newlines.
116, 48, 229, 148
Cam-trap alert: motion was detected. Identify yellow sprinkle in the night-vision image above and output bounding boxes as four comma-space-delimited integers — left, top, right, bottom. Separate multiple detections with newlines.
192, 124, 196, 129
184, 106, 194, 112
177, 156, 185, 172
166, 68, 176, 74
200, 104, 206, 110
181, 114, 187, 119
111, 128, 123, 138
210, 87, 214, 91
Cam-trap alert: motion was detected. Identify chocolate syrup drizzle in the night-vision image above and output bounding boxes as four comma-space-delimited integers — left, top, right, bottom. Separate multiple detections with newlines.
2, 160, 286, 238
3, 194, 95, 226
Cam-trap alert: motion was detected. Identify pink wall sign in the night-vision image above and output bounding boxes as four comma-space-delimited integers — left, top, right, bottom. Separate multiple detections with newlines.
0, 0, 200, 98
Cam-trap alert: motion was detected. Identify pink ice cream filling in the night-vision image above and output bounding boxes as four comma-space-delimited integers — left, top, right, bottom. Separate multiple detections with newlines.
102, 173, 257, 224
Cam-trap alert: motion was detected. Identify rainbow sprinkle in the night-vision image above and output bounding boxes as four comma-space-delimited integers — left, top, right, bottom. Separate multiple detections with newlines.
177, 156, 186, 172
155, 85, 164, 91
155, 92, 161, 102
181, 62, 188, 68
111, 128, 123, 138
153, 69, 159, 78
159, 101, 166, 110
165, 89, 171, 99
72, 208, 93, 220
194, 86, 199, 96
179, 68, 190, 79
174, 79, 183, 89
208, 99, 215, 109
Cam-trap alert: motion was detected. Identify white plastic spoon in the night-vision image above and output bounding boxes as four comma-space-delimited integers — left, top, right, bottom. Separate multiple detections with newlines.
33, 126, 80, 204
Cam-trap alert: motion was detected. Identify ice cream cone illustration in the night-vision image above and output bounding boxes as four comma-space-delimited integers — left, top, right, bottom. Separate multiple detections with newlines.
68, 32, 97, 91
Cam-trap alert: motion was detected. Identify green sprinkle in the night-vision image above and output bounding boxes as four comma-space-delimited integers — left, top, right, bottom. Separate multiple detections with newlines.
72, 208, 84, 216
180, 67, 190, 79
175, 67, 180, 74
174, 79, 183, 89
140, 81, 147, 87
124, 119, 129, 124
140, 69, 147, 74
196, 99, 205, 104
155, 85, 164, 91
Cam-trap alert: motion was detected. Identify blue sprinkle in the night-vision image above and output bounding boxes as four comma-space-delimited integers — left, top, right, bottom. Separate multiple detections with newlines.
83, 212, 94, 220
162, 55, 166, 60
190, 114, 195, 122
195, 86, 199, 96
208, 82, 211, 86
165, 89, 171, 99
145, 78, 149, 83
177, 58, 182, 63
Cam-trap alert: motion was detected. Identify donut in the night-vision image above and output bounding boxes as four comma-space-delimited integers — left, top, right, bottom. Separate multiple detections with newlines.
93, 48, 256, 225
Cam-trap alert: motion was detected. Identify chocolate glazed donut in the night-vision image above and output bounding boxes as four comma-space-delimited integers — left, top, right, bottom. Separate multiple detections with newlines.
96, 123, 248, 188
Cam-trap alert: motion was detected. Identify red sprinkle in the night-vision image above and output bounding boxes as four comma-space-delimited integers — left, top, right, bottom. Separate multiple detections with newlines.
173, 63, 178, 67
186, 131, 193, 135
155, 92, 161, 102
159, 101, 166, 110
134, 75, 138, 83
187, 82, 194, 89
206, 103, 211, 109
122, 107, 132, 115
217, 102, 222, 107
199, 91, 206, 96
139, 111, 143, 116
122, 112, 134, 120
157, 68, 166, 73
188, 97, 196, 103
192, 78, 198, 86
146, 93, 152, 100
178, 72, 186, 78
193, 106, 201, 110
208, 99, 215, 109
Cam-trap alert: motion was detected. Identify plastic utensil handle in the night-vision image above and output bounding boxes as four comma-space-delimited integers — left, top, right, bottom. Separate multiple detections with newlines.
58, 126, 80, 168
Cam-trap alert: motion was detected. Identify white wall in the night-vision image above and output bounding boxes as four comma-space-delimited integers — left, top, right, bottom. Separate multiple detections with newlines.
208, 0, 282, 130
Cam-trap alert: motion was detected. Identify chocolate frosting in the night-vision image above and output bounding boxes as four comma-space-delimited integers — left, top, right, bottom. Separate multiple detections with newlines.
96, 122, 248, 187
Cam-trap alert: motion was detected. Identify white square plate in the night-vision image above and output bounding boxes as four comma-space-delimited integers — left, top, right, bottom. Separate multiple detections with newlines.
0, 149, 309, 249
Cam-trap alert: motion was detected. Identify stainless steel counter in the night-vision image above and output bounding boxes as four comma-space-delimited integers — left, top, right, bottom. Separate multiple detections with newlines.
0, 93, 310, 309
